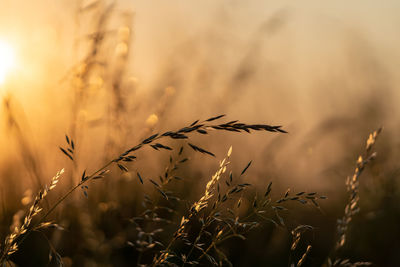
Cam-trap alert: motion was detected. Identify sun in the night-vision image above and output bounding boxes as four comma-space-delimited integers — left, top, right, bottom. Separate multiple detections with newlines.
0, 40, 16, 84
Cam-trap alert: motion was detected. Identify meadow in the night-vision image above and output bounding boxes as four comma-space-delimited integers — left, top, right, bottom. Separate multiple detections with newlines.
0, 1, 400, 266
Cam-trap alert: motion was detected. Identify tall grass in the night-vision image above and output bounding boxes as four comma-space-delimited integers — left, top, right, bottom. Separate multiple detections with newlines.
0, 1, 397, 266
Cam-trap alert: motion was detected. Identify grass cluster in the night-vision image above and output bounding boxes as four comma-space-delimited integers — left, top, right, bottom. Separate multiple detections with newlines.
0, 1, 393, 267
0, 113, 382, 266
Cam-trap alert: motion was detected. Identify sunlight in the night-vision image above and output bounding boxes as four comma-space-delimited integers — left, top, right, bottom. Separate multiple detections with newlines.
0, 40, 16, 85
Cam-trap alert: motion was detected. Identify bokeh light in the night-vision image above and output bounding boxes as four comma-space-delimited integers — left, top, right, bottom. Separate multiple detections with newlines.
0, 40, 16, 85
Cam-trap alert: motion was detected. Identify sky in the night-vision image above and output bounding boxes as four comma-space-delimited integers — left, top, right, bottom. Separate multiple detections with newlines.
0, 0, 399, 189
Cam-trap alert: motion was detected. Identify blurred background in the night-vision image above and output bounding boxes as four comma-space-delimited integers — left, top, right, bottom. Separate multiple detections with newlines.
0, 0, 400, 266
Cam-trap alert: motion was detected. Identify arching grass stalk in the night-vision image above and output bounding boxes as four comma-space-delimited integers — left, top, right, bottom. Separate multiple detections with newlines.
1, 115, 285, 265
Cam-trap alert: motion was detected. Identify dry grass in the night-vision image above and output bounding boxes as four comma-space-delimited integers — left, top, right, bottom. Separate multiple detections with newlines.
327, 128, 381, 267
0, 1, 397, 267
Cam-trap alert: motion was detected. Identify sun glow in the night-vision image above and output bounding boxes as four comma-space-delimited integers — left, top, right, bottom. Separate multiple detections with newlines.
0, 40, 16, 84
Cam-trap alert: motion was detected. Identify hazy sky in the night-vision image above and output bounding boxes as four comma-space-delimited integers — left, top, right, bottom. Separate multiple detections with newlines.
1, 1, 399, 187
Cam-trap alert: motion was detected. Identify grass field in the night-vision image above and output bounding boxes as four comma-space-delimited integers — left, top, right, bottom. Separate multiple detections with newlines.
0, 1, 400, 266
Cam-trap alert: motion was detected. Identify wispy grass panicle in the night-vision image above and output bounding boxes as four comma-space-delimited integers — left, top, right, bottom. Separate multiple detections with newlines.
153, 146, 232, 266
336, 128, 381, 250
193, 146, 232, 213
328, 128, 382, 266
0, 169, 64, 264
